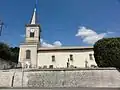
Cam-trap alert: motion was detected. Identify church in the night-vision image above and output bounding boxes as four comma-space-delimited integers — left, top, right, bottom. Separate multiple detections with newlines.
18, 6, 97, 69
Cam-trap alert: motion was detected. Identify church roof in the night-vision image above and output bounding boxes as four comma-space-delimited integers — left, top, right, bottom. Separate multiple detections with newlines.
38, 46, 93, 52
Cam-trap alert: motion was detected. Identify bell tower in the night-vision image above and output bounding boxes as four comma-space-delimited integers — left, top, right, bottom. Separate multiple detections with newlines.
25, 7, 41, 43
18, 3, 41, 68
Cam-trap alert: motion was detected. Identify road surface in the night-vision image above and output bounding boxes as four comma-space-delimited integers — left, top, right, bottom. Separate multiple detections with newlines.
0, 88, 120, 90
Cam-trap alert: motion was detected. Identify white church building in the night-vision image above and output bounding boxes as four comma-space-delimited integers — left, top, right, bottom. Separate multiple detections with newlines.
18, 6, 97, 69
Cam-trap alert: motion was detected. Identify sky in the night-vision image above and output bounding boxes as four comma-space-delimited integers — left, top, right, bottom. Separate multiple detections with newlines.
0, 0, 120, 47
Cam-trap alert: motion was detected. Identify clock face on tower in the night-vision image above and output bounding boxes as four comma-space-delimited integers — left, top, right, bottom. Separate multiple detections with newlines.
30, 29, 35, 32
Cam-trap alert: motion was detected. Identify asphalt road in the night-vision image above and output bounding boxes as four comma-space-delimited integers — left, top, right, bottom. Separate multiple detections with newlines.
0, 88, 120, 90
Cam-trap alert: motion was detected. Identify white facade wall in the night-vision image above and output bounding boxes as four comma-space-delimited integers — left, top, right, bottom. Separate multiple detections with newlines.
37, 50, 97, 68
19, 44, 38, 68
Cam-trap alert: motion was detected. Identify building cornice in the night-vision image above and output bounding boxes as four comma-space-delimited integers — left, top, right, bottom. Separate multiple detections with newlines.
37, 46, 93, 52
20, 42, 39, 45
25, 24, 40, 27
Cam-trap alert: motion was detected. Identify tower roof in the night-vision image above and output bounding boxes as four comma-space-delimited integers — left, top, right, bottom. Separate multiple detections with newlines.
30, 6, 37, 24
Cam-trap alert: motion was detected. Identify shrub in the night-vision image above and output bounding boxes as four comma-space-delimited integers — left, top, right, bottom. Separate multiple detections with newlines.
94, 38, 120, 68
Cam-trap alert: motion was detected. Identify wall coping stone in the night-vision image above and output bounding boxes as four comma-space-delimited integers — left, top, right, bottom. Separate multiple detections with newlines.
0, 67, 119, 72
22, 67, 118, 72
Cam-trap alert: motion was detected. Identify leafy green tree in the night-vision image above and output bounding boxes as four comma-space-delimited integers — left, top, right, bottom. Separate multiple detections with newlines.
94, 38, 120, 68
10, 47, 19, 63
0, 42, 19, 63
0, 42, 11, 60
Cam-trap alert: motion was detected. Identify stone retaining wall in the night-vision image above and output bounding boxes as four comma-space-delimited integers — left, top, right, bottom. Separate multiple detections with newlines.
0, 71, 14, 87
0, 69, 120, 88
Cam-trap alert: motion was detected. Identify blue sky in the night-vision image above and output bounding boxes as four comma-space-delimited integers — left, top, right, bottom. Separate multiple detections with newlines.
0, 0, 120, 47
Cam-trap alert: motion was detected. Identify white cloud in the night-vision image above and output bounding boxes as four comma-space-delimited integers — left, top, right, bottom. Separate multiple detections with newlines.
107, 31, 114, 34
40, 39, 43, 43
20, 34, 25, 38
40, 39, 62, 48
53, 41, 62, 47
76, 26, 110, 44
42, 42, 54, 48
76, 27, 97, 38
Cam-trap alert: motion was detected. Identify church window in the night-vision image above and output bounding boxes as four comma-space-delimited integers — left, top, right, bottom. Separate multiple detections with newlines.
26, 50, 31, 59
70, 54, 73, 61
49, 65, 53, 69
89, 54, 93, 60
52, 55, 55, 62
43, 65, 47, 69
30, 32, 34, 37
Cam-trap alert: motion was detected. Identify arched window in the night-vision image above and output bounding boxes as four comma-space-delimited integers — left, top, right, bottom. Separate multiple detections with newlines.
30, 32, 34, 37
26, 50, 31, 59
52, 55, 55, 62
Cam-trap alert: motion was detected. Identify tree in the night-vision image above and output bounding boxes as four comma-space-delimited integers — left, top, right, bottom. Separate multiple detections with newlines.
10, 47, 19, 63
0, 42, 19, 63
0, 42, 11, 60
94, 38, 120, 68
